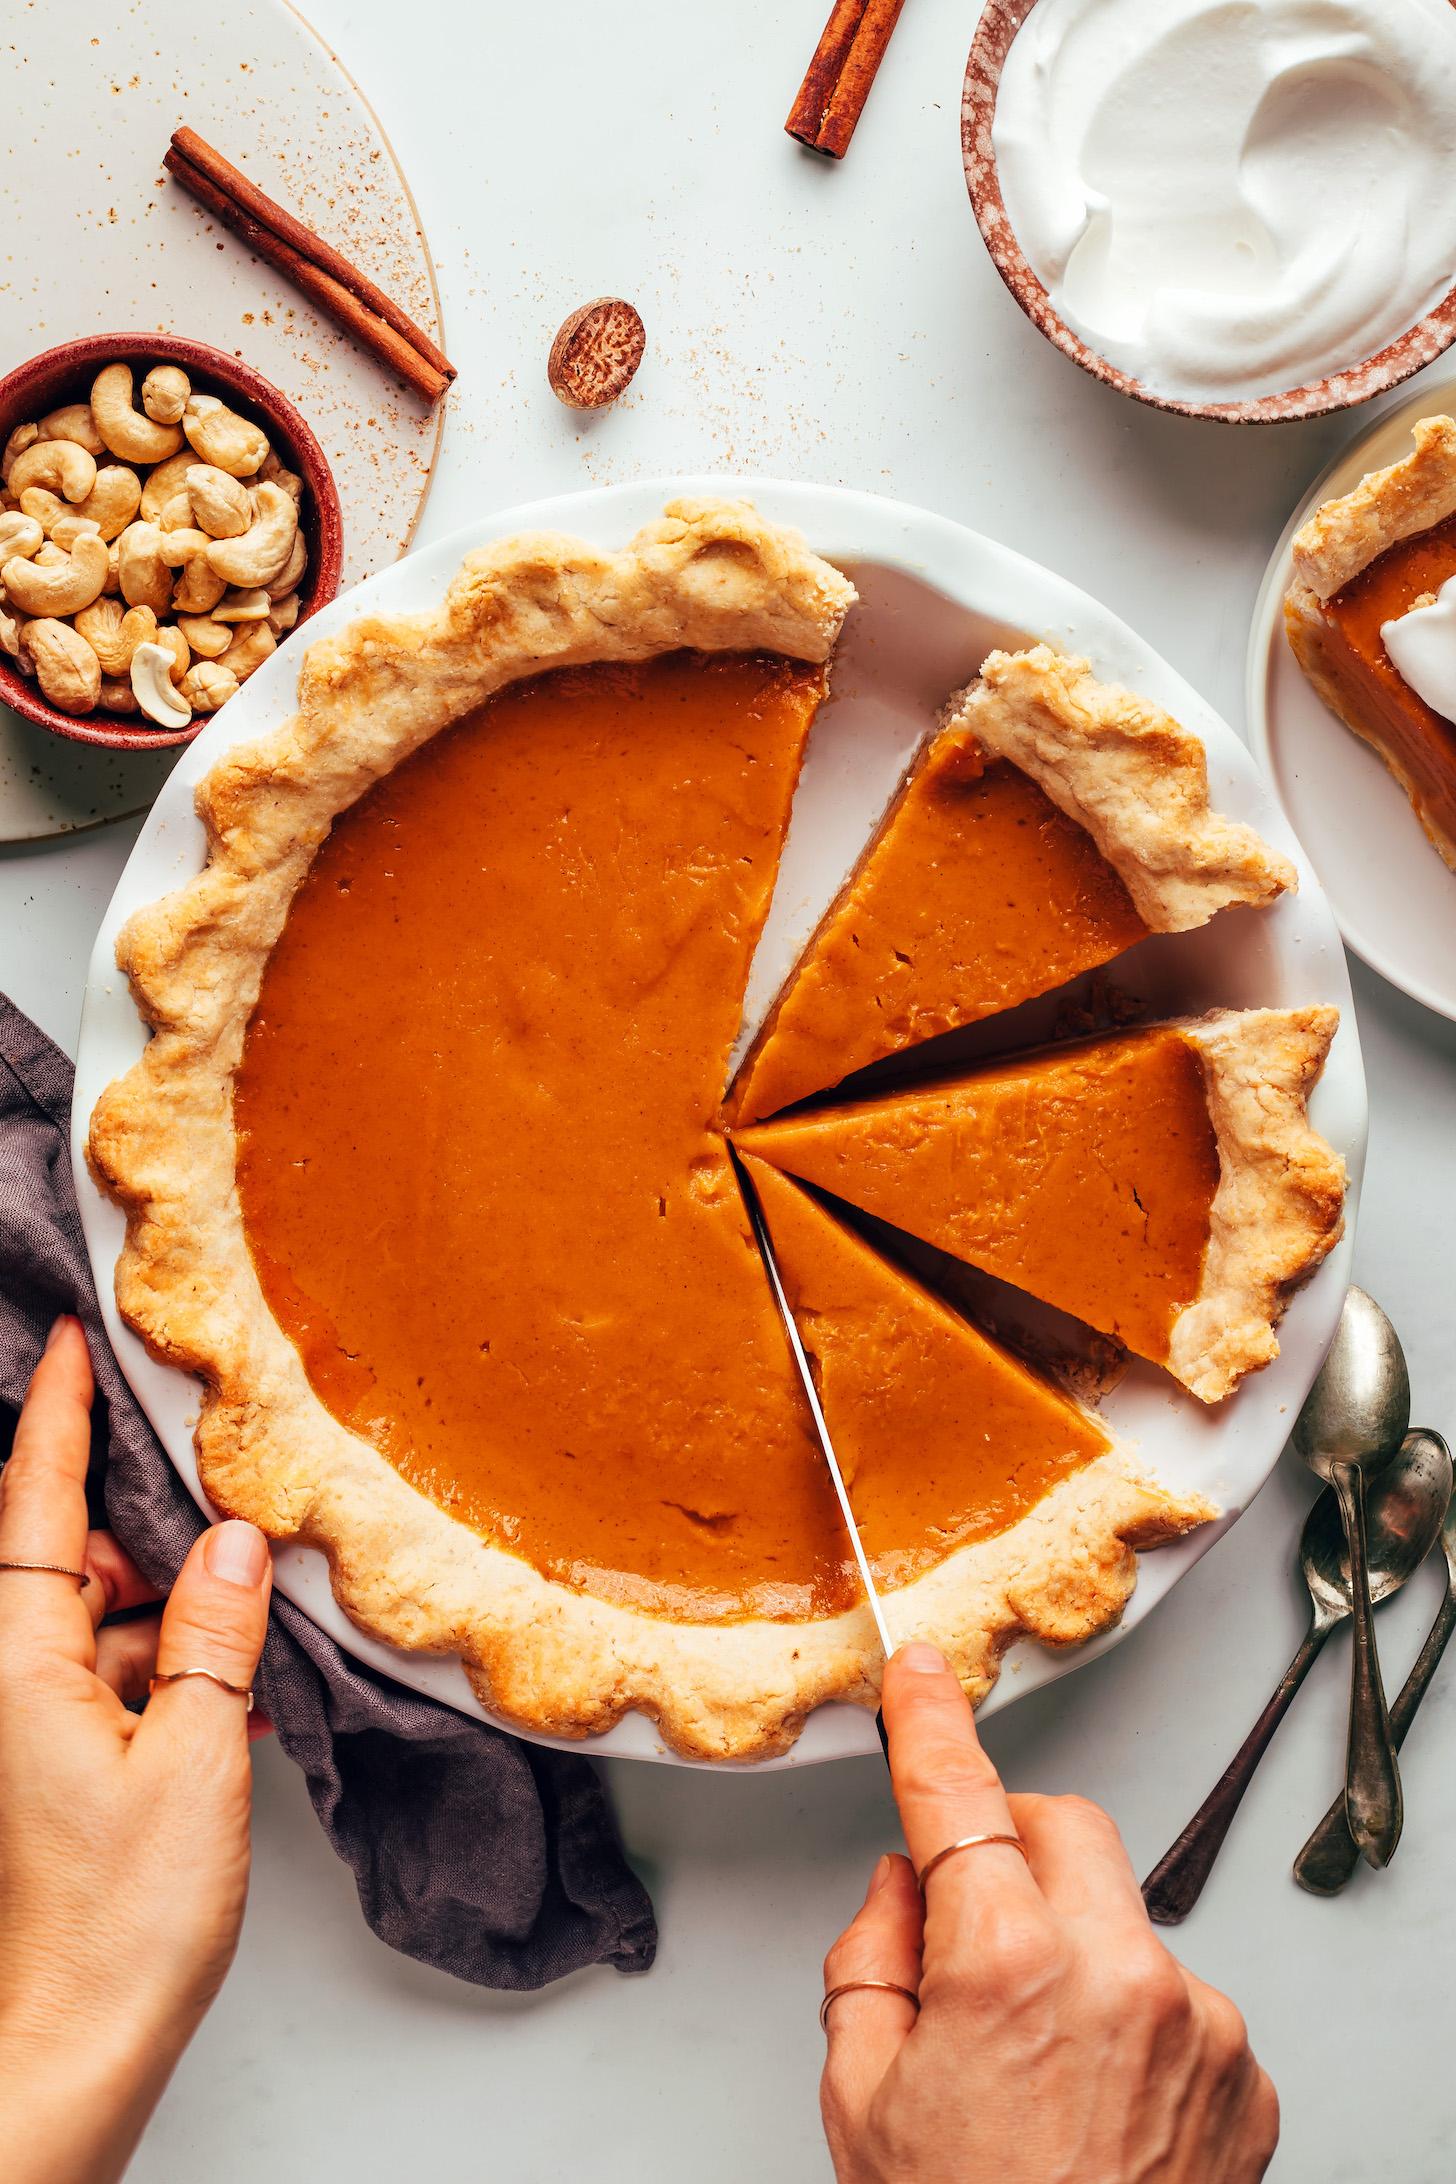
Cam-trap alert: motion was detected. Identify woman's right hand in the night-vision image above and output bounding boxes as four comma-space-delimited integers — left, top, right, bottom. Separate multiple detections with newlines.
821, 1643, 1279, 2183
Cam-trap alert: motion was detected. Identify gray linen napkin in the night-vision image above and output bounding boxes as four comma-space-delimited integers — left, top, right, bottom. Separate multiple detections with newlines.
0, 992, 656, 1990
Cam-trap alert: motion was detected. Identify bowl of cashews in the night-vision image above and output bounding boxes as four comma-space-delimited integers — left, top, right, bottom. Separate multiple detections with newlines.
0, 333, 342, 749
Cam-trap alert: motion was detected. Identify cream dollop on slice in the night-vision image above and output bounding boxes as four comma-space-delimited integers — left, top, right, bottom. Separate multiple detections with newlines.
992, 0, 1456, 405
1383, 576, 1456, 726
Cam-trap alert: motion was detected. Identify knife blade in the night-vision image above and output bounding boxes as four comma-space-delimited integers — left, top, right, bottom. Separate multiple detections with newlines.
733, 1150, 896, 1664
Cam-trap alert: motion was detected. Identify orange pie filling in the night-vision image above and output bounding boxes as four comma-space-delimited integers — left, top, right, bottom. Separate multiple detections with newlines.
741, 1157, 1110, 1590
730, 728, 1148, 1125
235, 652, 868, 1624
735, 1027, 1223, 1366
1309, 514, 1456, 856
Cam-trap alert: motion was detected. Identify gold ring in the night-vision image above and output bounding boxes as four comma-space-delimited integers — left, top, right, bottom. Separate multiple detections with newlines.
820, 1979, 920, 2032
149, 1668, 254, 1712
917, 1833, 1029, 1889
0, 1558, 90, 1589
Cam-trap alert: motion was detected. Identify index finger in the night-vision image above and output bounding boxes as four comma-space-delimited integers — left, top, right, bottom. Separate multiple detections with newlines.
881, 1642, 1040, 1902
0, 1317, 98, 1665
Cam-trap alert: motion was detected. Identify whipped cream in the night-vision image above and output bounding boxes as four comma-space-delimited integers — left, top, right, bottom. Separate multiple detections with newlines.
1383, 577, 1456, 725
992, 0, 1456, 404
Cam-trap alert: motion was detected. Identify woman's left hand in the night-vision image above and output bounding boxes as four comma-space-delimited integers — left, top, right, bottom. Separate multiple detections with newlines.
0, 1317, 273, 2184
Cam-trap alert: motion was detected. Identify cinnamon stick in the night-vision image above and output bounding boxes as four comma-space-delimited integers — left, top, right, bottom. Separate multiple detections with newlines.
785, 0, 908, 159
163, 128, 453, 404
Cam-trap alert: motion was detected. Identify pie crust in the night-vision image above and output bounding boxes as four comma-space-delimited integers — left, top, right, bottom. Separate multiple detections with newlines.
89, 501, 1221, 1760
1285, 415, 1456, 870
952, 648, 1297, 929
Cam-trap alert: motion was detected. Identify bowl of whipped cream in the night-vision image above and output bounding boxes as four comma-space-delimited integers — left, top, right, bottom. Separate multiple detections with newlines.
962, 0, 1456, 422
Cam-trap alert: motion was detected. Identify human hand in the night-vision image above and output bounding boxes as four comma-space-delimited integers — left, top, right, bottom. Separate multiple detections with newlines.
821, 1643, 1278, 2183
0, 1317, 273, 2184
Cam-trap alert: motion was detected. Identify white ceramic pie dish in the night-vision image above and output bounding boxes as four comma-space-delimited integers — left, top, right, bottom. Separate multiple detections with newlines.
72, 475, 1366, 1770
1247, 370, 1456, 1026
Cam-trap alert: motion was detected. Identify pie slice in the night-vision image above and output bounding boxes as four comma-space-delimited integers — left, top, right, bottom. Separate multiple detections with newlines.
1285, 414, 1456, 871
729, 646, 1296, 1125
738, 1155, 1211, 1695
735, 1008, 1345, 1404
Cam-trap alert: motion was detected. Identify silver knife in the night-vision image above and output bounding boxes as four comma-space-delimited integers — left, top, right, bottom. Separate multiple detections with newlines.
734, 1151, 897, 1664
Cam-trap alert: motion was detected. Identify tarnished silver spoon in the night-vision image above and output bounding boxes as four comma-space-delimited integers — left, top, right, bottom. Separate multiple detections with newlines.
1291, 1287, 1411, 1866
1143, 1423, 1443, 1923
1295, 1431, 1456, 1894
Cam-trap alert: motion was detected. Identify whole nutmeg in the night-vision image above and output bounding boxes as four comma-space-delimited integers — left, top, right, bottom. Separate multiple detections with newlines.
547, 298, 645, 410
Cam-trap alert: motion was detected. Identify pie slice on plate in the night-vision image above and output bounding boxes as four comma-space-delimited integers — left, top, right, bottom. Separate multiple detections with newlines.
1286, 414, 1456, 871
729, 646, 1296, 1124
738, 1154, 1210, 1688
735, 1009, 1346, 1404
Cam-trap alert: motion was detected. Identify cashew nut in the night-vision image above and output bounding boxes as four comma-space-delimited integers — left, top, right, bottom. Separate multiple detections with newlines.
3, 531, 109, 617
73, 464, 142, 541
180, 660, 239, 713
33, 543, 67, 570
154, 623, 190, 684
182, 394, 268, 478
176, 612, 233, 659
258, 448, 303, 501
172, 554, 226, 615
17, 487, 67, 537
8, 439, 98, 506
74, 598, 158, 676
186, 463, 251, 539
213, 586, 270, 623
157, 492, 196, 534
263, 528, 308, 602
49, 515, 103, 553
157, 527, 213, 570
115, 521, 173, 615
4, 611, 33, 669
103, 541, 121, 597
139, 450, 198, 524
219, 620, 275, 682
2, 422, 38, 484
98, 676, 139, 714
205, 483, 297, 588
23, 617, 102, 715
38, 403, 106, 459
267, 591, 300, 636
141, 365, 190, 425
90, 364, 183, 465
0, 511, 43, 563
129, 642, 192, 728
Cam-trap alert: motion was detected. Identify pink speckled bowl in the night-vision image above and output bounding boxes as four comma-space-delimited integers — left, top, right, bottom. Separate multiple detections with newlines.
0, 333, 342, 749
962, 0, 1456, 425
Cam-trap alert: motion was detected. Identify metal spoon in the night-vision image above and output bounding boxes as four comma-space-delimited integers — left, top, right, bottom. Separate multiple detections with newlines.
1291, 1287, 1410, 1866
1143, 1424, 1441, 1924
1295, 1431, 1456, 1895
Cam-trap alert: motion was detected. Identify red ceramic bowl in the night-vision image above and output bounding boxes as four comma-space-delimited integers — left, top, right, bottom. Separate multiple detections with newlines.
0, 333, 343, 748
962, 0, 1456, 425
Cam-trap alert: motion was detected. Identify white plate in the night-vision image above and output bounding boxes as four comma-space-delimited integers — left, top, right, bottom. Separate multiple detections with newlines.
1248, 374, 1456, 1023
1, 0, 445, 844
73, 476, 1365, 1769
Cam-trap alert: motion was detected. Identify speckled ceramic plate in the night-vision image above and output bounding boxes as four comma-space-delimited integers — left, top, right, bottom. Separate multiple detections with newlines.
1248, 372, 1456, 1024
0, 0, 445, 842
74, 477, 1364, 1769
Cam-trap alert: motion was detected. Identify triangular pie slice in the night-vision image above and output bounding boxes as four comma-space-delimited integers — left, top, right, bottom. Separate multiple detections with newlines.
736, 1007, 1345, 1404
729, 646, 1296, 1125
738, 1154, 1213, 1687
1285, 413, 1456, 871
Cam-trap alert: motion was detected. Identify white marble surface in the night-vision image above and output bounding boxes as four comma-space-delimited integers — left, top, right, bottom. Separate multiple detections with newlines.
3, 1, 1456, 2176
